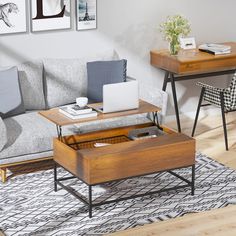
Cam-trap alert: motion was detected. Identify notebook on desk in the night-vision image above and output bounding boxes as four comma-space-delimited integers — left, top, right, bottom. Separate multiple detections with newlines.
92, 81, 139, 114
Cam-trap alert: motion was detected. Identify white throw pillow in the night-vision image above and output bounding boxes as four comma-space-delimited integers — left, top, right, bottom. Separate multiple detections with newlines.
0, 117, 7, 151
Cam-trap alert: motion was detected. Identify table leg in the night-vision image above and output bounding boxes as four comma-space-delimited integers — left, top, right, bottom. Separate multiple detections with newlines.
170, 73, 181, 133
54, 163, 57, 192
162, 71, 169, 91
88, 185, 93, 218
191, 164, 195, 196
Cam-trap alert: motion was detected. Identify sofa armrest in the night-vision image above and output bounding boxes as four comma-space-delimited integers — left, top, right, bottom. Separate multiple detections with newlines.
126, 76, 136, 82
139, 84, 168, 124
0, 117, 7, 151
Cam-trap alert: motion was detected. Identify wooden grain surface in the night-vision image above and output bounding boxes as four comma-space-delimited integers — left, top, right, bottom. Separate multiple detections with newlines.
150, 42, 236, 75
39, 100, 161, 126
54, 124, 195, 185
109, 205, 236, 236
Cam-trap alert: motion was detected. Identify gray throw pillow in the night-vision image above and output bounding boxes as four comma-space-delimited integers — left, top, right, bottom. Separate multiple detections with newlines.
0, 117, 7, 151
87, 59, 127, 102
18, 60, 45, 110
0, 67, 25, 118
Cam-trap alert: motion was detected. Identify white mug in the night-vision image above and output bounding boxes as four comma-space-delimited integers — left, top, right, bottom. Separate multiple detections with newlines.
76, 97, 88, 108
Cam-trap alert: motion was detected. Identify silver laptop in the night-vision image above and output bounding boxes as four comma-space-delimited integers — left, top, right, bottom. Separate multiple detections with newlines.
95, 81, 139, 113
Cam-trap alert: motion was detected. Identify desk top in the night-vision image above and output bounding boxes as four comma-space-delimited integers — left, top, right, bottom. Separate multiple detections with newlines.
150, 42, 236, 75
39, 100, 160, 127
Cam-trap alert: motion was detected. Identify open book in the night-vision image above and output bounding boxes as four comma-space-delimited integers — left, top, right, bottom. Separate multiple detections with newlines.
199, 43, 231, 55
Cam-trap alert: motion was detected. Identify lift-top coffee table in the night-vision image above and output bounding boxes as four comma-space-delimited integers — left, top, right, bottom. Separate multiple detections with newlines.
39, 100, 195, 218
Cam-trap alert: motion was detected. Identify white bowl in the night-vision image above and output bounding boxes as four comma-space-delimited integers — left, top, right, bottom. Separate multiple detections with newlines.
76, 97, 88, 108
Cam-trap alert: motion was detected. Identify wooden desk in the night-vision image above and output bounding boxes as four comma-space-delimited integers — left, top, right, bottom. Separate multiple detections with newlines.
150, 42, 236, 132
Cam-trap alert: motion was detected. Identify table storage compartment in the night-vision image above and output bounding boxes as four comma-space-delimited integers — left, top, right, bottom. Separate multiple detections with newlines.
53, 123, 195, 185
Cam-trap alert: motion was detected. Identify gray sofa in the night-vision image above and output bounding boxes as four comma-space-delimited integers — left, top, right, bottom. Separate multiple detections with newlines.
0, 49, 168, 182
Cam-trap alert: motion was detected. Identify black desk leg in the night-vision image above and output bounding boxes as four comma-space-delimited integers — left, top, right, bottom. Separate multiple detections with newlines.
162, 71, 169, 91
170, 73, 181, 133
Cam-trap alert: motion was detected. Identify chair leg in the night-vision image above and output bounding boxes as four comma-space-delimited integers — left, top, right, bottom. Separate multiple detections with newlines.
220, 92, 229, 151
0, 167, 7, 183
192, 88, 205, 137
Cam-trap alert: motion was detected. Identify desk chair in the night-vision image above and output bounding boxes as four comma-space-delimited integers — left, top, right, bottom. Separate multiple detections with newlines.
192, 74, 236, 151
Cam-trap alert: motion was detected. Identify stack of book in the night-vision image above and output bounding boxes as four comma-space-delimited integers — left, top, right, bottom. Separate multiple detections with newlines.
59, 105, 97, 120
198, 43, 231, 55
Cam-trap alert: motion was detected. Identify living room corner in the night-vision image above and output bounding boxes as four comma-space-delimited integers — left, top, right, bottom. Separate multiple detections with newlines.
1, 0, 236, 235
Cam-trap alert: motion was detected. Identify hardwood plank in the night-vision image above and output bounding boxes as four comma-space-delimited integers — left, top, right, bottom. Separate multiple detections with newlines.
109, 206, 236, 236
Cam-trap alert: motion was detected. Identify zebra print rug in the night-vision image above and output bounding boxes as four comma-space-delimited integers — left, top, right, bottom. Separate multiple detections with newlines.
1, 153, 236, 236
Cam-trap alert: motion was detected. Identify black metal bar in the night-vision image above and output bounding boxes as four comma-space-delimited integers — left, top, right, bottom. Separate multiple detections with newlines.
220, 92, 229, 151
93, 184, 190, 207
162, 71, 169, 91
191, 164, 195, 196
57, 181, 89, 205
192, 87, 205, 137
54, 163, 57, 192
88, 186, 93, 218
172, 69, 236, 81
170, 73, 181, 133
56, 125, 62, 140
151, 112, 163, 131
168, 170, 191, 185
57, 176, 77, 182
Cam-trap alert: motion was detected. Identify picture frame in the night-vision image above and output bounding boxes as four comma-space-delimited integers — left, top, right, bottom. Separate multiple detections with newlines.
77, 0, 97, 31
0, 0, 27, 35
180, 37, 196, 50
31, 0, 71, 32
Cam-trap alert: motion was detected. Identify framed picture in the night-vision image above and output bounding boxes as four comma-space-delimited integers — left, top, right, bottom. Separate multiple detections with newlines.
77, 0, 97, 31
0, 0, 27, 35
31, 0, 71, 32
180, 37, 196, 50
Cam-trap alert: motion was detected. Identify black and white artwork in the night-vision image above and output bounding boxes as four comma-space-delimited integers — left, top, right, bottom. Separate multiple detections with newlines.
0, 0, 27, 35
31, 0, 71, 32
77, 0, 96, 31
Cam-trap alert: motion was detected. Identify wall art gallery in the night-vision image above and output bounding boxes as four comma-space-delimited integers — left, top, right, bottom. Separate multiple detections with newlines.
0, 0, 97, 35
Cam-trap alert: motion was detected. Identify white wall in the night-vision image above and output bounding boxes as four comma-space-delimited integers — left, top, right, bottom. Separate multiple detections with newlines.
1, 0, 236, 117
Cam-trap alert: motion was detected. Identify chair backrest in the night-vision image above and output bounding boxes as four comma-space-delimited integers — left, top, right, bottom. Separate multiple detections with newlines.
227, 73, 236, 110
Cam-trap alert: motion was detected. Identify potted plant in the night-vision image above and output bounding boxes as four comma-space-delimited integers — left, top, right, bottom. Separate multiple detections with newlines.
160, 15, 191, 55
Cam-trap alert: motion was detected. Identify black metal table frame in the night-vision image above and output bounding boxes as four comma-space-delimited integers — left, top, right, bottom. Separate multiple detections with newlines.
54, 163, 195, 218
162, 69, 236, 133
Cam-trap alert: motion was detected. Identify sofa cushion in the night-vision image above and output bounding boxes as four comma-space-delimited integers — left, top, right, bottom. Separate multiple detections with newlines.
18, 60, 45, 110
0, 112, 78, 160
0, 67, 25, 118
0, 112, 150, 161
0, 117, 7, 151
43, 49, 119, 108
87, 59, 127, 102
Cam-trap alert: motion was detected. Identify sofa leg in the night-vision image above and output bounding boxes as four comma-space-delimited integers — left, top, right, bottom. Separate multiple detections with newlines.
0, 168, 7, 183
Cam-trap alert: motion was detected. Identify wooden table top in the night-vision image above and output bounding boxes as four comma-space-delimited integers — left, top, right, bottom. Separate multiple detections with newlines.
39, 100, 161, 127
150, 42, 236, 75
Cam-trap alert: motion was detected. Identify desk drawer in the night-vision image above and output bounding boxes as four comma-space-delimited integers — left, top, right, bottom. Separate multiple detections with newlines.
53, 123, 195, 185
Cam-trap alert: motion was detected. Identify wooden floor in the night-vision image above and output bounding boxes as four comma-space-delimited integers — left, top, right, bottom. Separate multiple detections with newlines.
109, 111, 236, 236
